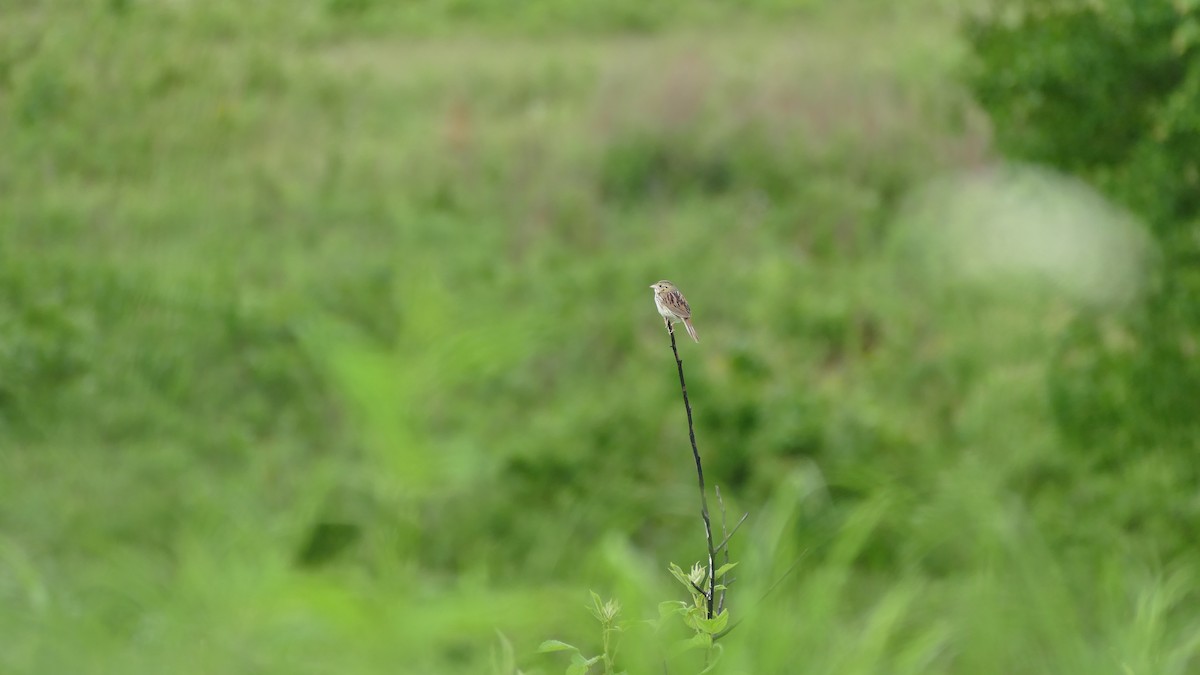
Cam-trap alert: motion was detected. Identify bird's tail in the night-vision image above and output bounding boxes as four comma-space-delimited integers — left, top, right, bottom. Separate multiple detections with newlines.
683, 318, 699, 343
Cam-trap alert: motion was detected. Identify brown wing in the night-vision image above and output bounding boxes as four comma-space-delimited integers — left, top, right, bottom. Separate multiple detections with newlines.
664, 288, 691, 319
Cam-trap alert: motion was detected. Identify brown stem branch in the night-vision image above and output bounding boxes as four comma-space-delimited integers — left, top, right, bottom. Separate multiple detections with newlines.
667, 321, 716, 620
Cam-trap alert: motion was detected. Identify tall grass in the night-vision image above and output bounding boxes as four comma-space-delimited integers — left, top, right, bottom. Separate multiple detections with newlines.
1, 1, 1196, 673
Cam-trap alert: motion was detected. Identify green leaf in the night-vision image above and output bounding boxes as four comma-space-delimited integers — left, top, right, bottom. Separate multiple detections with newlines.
673, 632, 713, 655
587, 591, 620, 623
538, 640, 580, 654
492, 630, 516, 674
682, 606, 708, 631
697, 643, 725, 674
588, 590, 604, 621
668, 562, 689, 586
694, 610, 729, 635
658, 600, 686, 619
565, 653, 601, 675
714, 562, 738, 578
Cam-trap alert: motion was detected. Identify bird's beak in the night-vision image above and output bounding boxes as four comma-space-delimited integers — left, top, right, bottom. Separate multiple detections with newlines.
648, 284, 655, 289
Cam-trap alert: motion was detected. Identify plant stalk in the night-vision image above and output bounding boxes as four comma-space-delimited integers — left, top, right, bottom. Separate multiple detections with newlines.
667, 320, 717, 620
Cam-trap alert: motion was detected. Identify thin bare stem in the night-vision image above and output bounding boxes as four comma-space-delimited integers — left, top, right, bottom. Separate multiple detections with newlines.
716, 486, 731, 615
714, 512, 750, 555
667, 321, 717, 620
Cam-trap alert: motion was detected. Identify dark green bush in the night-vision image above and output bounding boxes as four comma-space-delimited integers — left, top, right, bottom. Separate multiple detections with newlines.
966, 0, 1200, 557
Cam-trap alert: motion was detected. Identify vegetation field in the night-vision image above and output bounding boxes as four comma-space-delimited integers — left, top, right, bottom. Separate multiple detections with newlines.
2, 1, 1198, 673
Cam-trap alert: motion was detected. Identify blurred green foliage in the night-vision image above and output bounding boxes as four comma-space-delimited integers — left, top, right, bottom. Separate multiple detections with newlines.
0, 0, 1198, 673
967, 0, 1200, 559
